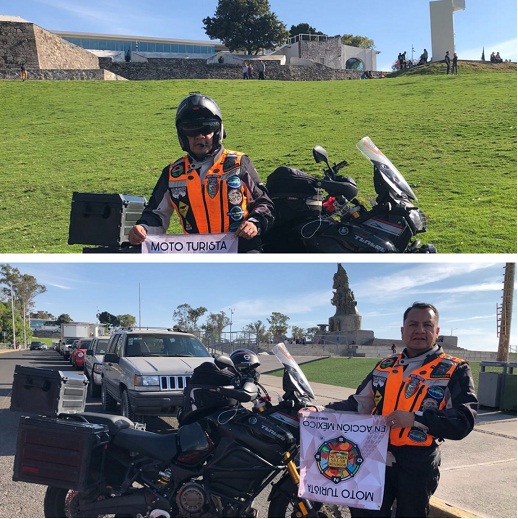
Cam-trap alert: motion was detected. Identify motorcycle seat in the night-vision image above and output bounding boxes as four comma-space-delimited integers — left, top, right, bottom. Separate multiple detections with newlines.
69, 412, 134, 435
113, 428, 179, 461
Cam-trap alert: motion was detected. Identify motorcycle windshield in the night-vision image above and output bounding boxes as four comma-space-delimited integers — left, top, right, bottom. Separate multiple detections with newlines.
356, 136, 417, 201
272, 343, 315, 399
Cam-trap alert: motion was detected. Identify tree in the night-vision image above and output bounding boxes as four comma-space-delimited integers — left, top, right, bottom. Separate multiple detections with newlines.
117, 314, 136, 329
203, 0, 289, 55
97, 311, 119, 327
267, 311, 290, 340
341, 34, 375, 50
202, 311, 230, 343
0, 265, 46, 346
56, 313, 73, 325
291, 325, 305, 341
244, 319, 268, 343
289, 23, 324, 39
173, 303, 207, 333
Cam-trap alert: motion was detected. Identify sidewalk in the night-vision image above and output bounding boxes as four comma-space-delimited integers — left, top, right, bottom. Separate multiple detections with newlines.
260, 361, 517, 519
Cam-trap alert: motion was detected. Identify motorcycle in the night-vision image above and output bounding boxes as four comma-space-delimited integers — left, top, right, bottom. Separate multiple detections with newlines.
262, 136, 436, 253
14, 344, 345, 518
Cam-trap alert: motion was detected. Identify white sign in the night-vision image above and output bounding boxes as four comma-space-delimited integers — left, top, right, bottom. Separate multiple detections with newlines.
299, 411, 389, 511
142, 233, 238, 254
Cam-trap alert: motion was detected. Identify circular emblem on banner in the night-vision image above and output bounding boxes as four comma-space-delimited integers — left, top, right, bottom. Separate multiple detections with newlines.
228, 188, 243, 205
227, 176, 241, 189
228, 206, 245, 221
314, 436, 363, 484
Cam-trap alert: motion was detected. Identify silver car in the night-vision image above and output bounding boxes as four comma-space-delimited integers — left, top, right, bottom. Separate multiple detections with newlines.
84, 335, 110, 397
101, 329, 213, 421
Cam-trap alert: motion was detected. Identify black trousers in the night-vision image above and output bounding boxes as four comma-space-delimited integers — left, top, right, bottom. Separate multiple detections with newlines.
349, 451, 440, 518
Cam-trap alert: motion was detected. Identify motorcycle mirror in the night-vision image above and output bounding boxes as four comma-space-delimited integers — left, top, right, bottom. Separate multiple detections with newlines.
312, 145, 328, 164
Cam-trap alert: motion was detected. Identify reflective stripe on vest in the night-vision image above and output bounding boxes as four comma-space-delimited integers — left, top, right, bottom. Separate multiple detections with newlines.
167, 150, 249, 234
372, 352, 464, 447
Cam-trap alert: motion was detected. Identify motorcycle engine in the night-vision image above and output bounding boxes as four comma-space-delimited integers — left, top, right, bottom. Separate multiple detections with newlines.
176, 482, 210, 516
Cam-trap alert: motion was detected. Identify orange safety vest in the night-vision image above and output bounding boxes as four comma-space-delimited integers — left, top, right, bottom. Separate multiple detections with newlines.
167, 150, 249, 234
372, 352, 465, 447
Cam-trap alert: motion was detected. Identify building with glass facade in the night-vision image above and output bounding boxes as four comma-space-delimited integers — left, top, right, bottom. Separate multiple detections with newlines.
52, 31, 226, 58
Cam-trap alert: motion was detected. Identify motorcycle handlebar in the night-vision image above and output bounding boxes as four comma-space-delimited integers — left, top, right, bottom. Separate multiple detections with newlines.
215, 382, 258, 403
318, 178, 358, 199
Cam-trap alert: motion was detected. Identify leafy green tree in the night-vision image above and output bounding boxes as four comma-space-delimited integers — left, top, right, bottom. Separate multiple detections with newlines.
97, 311, 119, 327
31, 310, 56, 319
289, 23, 324, 38
341, 34, 375, 49
117, 314, 136, 329
202, 311, 230, 343
291, 325, 305, 341
203, 0, 289, 55
173, 303, 207, 333
56, 313, 73, 325
267, 311, 290, 340
244, 319, 268, 343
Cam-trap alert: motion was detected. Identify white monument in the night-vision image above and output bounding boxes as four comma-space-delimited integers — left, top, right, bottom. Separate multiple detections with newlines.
429, 0, 465, 63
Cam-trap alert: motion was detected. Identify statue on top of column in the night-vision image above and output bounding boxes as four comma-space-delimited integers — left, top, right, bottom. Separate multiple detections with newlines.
329, 263, 361, 332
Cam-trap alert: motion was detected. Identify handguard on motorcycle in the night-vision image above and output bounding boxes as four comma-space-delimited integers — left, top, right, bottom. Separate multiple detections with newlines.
317, 178, 358, 200
214, 382, 258, 403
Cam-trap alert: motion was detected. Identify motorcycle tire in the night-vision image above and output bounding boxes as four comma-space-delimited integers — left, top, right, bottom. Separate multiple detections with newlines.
268, 486, 349, 518
44, 486, 132, 518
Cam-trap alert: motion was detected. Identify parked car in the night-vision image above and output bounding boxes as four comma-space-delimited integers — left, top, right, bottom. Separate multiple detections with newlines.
84, 335, 110, 397
70, 338, 93, 370
29, 341, 46, 351
101, 329, 213, 421
64, 339, 78, 361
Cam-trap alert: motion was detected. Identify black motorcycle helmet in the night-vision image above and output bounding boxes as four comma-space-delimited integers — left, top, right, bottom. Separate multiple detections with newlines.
230, 349, 261, 382
175, 93, 225, 154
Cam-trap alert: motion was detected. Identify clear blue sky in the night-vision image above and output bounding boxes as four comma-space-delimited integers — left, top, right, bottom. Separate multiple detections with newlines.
6, 259, 516, 353
1, 0, 516, 71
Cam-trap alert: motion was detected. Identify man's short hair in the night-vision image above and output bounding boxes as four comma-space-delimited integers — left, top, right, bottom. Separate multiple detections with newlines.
403, 302, 439, 323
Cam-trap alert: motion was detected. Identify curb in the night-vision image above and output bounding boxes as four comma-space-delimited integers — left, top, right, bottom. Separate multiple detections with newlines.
429, 497, 482, 518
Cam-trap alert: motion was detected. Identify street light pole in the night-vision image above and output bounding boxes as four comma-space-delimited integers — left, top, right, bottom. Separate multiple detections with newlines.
10, 285, 16, 349
229, 308, 234, 351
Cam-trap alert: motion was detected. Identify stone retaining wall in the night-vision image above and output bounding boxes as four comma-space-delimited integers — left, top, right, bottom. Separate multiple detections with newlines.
0, 68, 126, 80
0, 21, 99, 70
100, 57, 384, 81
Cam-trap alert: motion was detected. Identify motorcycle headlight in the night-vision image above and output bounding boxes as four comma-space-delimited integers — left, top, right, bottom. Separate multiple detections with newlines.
134, 375, 160, 390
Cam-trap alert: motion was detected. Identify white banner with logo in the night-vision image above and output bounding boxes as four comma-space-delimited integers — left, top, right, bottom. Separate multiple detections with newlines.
299, 411, 389, 511
142, 233, 238, 254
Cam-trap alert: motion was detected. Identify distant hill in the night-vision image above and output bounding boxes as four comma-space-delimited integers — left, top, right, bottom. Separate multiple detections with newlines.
388, 60, 517, 77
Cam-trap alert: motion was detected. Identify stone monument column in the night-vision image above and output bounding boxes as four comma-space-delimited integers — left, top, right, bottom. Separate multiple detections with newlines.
329, 264, 362, 333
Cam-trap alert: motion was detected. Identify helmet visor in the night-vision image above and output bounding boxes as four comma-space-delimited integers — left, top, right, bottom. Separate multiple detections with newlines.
179, 118, 221, 137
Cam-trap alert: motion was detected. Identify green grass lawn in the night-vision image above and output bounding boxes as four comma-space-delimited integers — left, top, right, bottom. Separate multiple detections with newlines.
266, 356, 512, 395
1, 65, 516, 253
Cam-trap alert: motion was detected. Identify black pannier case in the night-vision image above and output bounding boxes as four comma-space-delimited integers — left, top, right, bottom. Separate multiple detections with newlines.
10, 365, 88, 416
68, 192, 147, 247
13, 416, 109, 490
266, 167, 322, 223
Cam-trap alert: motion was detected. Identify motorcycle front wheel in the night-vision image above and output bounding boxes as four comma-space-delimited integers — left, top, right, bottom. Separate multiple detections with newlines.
43, 487, 131, 518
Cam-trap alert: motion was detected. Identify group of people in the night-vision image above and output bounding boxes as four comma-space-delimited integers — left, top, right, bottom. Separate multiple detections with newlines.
444, 51, 459, 74
490, 51, 504, 63
242, 61, 266, 80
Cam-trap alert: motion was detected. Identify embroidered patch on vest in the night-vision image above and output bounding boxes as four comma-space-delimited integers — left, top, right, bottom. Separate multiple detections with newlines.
206, 175, 220, 198
372, 375, 386, 388
430, 360, 454, 378
422, 398, 439, 409
228, 188, 243, 205
408, 429, 428, 442
228, 206, 245, 221
227, 175, 241, 189
404, 374, 424, 398
170, 162, 184, 178
179, 201, 189, 218
223, 155, 239, 173
380, 357, 396, 369
374, 390, 383, 407
170, 181, 187, 199
427, 386, 445, 400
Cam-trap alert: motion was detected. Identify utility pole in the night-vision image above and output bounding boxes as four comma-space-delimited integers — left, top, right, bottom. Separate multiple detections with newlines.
496, 263, 515, 361
10, 285, 16, 349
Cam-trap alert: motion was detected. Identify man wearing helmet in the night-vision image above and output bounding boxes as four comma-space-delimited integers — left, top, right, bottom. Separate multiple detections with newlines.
128, 93, 274, 252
